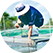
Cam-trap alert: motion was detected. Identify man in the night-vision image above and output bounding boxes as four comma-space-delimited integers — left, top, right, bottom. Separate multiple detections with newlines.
15, 3, 44, 39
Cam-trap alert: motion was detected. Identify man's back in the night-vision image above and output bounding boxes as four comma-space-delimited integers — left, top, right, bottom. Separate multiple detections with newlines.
30, 6, 42, 18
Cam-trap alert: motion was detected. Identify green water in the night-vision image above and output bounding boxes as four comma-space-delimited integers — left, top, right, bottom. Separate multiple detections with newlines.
1, 29, 28, 36
39, 27, 53, 34
1, 27, 53, 37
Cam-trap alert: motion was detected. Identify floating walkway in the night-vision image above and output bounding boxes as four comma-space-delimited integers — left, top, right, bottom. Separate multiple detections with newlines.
3, 34, 51, 51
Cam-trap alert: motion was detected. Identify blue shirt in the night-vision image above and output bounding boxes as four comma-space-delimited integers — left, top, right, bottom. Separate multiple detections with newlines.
18, 6, 43, 26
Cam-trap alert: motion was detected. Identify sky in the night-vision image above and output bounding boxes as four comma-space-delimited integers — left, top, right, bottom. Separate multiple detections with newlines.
5, 0, 51, 25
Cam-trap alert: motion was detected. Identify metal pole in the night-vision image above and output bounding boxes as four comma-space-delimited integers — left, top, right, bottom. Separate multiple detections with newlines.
3, 16, 6, 36
47, 5, 51, 38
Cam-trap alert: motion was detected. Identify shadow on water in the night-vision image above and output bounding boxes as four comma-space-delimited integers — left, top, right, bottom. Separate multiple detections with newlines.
0, 42, 53, 53
10, 45, 37, 53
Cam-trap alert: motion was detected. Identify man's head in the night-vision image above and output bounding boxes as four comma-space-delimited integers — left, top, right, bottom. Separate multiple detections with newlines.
15, 3, 30, 16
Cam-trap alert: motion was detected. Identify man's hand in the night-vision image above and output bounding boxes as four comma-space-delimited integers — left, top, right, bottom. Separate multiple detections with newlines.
15, 19, 22, 28
15, 23, 20, 28
28, 26, 33, 39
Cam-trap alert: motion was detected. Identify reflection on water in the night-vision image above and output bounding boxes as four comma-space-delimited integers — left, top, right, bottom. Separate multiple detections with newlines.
11, 46, 36, 53
0, 42, 53, 53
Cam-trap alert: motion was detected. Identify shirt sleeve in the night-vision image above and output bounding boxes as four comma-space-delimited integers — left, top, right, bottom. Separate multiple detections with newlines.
18, 16, 21, 19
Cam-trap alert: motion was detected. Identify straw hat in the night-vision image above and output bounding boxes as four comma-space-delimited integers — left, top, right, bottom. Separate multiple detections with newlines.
15, 3, 30, 16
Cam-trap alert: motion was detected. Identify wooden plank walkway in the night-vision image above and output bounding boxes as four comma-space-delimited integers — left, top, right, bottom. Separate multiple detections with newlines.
0, 36, 32, 46
3, 34, 51, 51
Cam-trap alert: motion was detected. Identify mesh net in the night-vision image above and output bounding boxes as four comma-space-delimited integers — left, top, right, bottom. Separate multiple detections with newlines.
0, 28, 53, 36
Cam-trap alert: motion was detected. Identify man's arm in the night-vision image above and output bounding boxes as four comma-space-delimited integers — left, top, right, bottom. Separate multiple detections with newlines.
28, 26, 33, 39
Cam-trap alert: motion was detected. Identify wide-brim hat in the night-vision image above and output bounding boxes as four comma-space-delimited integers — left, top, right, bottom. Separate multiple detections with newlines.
15, 3, 30, 16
